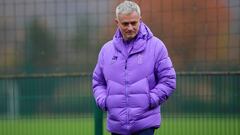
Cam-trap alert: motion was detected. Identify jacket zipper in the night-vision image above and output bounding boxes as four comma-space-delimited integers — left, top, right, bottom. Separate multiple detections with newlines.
124, 59, 129, 127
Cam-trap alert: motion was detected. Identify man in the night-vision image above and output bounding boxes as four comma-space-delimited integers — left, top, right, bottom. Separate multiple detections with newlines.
92, 1, 176, 135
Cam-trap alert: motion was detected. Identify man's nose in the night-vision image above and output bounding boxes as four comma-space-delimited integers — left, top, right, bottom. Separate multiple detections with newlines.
127, 24, 134, 31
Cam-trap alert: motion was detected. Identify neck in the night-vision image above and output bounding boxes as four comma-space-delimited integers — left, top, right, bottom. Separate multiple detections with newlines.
123, 35, 137, 43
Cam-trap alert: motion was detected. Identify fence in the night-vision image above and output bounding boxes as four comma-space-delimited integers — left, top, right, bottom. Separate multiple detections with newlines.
0, 0, 240, 74
0, 72, 239, 135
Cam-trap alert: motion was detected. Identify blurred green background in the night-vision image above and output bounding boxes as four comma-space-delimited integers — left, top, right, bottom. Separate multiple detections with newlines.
0, 0, 239, 135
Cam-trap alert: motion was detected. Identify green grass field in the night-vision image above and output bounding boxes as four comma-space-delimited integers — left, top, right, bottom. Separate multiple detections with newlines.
0, 116, 239, 135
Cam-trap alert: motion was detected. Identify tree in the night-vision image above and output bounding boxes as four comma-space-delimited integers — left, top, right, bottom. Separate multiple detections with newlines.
18, 19, 57, 115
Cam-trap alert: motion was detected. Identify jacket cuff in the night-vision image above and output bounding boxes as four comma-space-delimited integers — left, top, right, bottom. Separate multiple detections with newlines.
150, 92, 159, 109
97, 97, 107, 111
98, 105, 107, 111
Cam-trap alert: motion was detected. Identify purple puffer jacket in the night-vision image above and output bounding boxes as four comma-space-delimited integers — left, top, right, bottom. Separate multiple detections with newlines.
92, 22, 176, 135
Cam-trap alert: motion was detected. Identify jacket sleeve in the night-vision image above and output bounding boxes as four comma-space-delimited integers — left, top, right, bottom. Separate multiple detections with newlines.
150, 41, 176, 108
92, 48, 107, 111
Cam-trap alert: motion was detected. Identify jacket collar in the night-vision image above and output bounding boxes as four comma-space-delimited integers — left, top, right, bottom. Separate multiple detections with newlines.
112, 22, 153, 56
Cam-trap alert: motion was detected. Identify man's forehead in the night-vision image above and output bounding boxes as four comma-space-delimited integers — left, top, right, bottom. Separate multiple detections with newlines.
120, 20, 139, 24
118, 13, 140, 22
118, 11, 140, 18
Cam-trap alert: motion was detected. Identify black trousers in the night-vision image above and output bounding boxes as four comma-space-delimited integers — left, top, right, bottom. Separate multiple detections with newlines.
111, 128, 155, 135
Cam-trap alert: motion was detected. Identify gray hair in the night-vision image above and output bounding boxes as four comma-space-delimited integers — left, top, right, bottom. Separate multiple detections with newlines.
116, 1, 141, 19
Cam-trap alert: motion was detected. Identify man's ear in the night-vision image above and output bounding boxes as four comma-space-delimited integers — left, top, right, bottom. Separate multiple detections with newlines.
115, 18, 119, 25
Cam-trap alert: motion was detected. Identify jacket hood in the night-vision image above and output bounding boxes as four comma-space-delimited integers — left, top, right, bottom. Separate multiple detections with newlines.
112, 21, 153, 55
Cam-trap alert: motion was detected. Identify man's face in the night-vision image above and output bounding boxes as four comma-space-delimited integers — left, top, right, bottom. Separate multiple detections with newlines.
115, 11, 141, 41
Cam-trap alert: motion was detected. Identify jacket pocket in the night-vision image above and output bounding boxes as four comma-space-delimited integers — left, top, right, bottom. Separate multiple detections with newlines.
146, 73, 156, 90
145, 77, 151, 109
105, 80, 110, 111
146, 73, 157, 109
